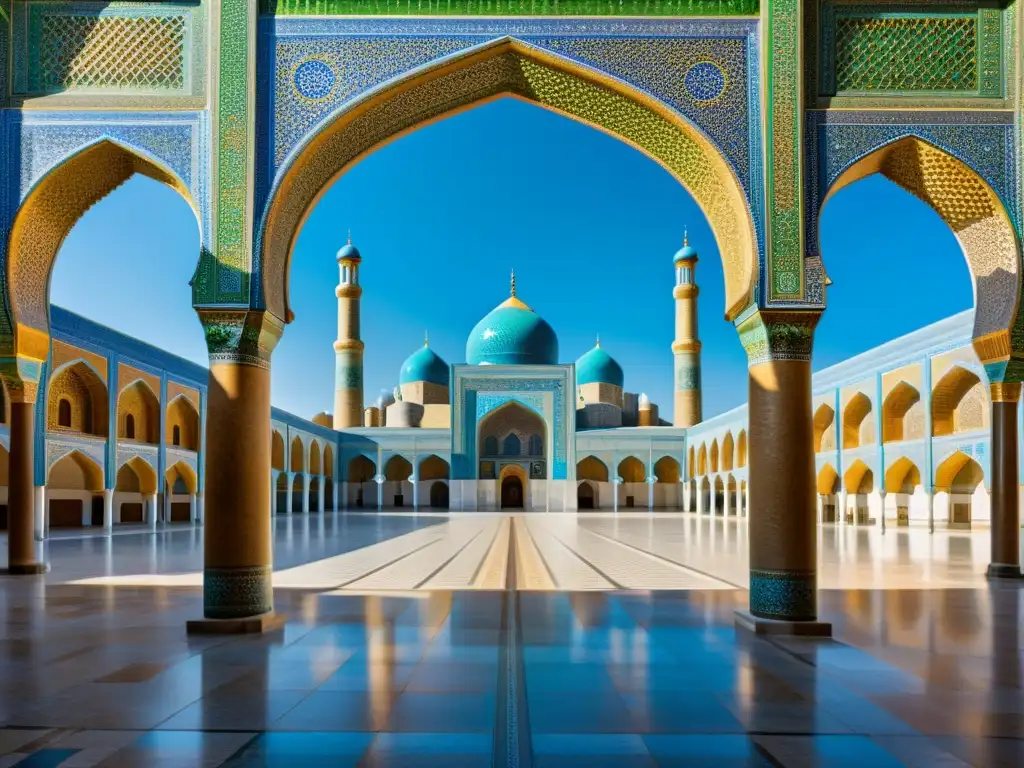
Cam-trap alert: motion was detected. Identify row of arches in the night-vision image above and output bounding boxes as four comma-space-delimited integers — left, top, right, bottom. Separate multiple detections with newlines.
271, 430, 335, 477
813, 365, 987, 452
345, 454, 451, 510
576, 454, 685, 510
0, 446, 198, 530
817, 450, 986, 527
5, 360, 201, 450
689, 430, 748, 478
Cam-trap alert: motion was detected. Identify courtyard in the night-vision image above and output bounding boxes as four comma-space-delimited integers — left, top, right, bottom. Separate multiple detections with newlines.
0, 514, 1021, 766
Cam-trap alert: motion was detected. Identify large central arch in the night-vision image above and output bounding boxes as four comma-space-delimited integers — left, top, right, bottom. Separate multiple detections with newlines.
261, 38, 757, 325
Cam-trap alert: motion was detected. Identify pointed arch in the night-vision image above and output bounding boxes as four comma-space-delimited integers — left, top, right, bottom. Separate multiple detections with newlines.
419, 454, 450, 481
271, 430, 286, 471
47, 359, 108, 436
697, 443, 708, 476
309, 440, 322, 476
843, 459, 873, 495
166, 394, 200, 450
384, 455, 413, 483
817, 463, 839, 495
842, 392, 873, 449
7, 138, 200, 361
165, 461, 198, 495
48, 449, 104, 491
261, 39, 757, 326
348, 454, 375, 483
577, 455, 609, 483
617, 456, 645, 484
813, 403, 835, 453
654, 456, 681, 483
478, 400, 545, 462
688, 445, 696, 477
290, 436, 305, 473
885, 457, 921, 494
932, 366, 987, 437
710, 439, 719, 473
323, 444, 335, 478
822, 135, 1022, 354
882, 381, 922, 443
721, 432, 734, 472
934, 451, 984, 493
117, 379, 160, 443
736, 429, 747, 468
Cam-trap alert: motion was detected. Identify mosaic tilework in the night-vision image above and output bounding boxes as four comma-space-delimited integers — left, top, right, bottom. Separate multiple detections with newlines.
204, 564, 274, 619
737, 310, 820, 366
819, 4, 1004, 98
262, 0, 761, 14
476, 393, 545, 422
0, 0, 10, 105
749, 568, 817, 621
764, 0, 804, 302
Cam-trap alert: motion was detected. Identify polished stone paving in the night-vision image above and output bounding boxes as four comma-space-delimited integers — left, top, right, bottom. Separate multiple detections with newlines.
0, 514, 1021, 766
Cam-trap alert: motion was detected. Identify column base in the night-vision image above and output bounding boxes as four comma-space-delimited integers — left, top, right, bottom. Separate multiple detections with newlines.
986, 564, 1024, 580
186, 611, 286, 635
734, 609, 832, 638
1, 563, 50, 575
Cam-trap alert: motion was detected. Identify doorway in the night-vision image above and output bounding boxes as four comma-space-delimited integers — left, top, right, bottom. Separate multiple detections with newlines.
430, 481, 449, 509
501, 476, 524, 509
577, 482, 595, 510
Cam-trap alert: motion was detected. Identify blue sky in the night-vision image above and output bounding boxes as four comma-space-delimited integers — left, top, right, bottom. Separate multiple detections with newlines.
52, 97, 972, 421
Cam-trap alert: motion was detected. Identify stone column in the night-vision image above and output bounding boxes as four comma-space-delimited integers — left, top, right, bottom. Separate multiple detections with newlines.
195, 493, 204, 526
188, 310, 283, 633
411, 473, 419, 511
709, 482, 717, 516
34, 485, 46, 541
5, 393, 47, 573
270, 474, 277, 516
988, 382, 1022, 578
103, 489, 114, 532
926, 488, 934, 534
647, 476, 655, 511
301, 474, 310, 514
736, 311, 829, 633
696, 482, 704, 514
285, 471, 294, 515
146, 493, 158, 529
878, 490, 887, 534
612, 478, 620, 514
724, 485, 732, 517
317, 477, 325, 514
189, 493, 198, 523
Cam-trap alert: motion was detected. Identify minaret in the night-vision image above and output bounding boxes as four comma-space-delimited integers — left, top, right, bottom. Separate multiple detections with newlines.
672, 230, 702, 427
333, 232, 364, 429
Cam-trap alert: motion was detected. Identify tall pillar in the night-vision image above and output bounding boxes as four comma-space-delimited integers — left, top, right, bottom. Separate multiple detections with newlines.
672, 233, 702, 427
333, 236, 365, 429
987, 382, 1022, 578
285, 471, 294, 515
317, 478, 325, 514
270, 474, 277, 516
195, 493, 204, 526
35, 485, 46, 540
188, 310, 283, 633
146, 493, 158, 529
411, 472, 419, 511
301, 474, 310, 514
331, 480, 338, 512
189, 493, 198, 524
724, 485, 732, 517
103, 489, 114, 532
737, 311, 830, 633
5, 394, 46, 573
647, 476, 654, 511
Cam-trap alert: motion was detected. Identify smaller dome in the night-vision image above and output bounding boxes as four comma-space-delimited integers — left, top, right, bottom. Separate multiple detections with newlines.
337, 232, 361, 262
674, 230, 698, 263
576, 338, 624, 388
400, 340, 449, 386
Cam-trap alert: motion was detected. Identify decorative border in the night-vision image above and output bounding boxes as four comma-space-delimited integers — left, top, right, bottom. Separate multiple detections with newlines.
261, 0, 761, 16
115, 442, 158, 473
45, 434, 106, 476
203, 565, 273, 619
749, 568, 817, 621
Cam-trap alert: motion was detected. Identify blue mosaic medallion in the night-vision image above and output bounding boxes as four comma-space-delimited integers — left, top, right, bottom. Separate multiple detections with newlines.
293, 58, 336, 101
684, 61, 727, 102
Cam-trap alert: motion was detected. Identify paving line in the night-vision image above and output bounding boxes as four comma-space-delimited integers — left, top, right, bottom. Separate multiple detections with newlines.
345, 518, 494, 591
513, 515, 557, 590
422, 517, 505, 589
472, 516, 511, 590
522, 517, 612, 591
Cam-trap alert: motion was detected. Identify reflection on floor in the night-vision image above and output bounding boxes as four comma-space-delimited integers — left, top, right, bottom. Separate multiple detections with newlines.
34, 512, 1005, 592
0, 583, 1021, 766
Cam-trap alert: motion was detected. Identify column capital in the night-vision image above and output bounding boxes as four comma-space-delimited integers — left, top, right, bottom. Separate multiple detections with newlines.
990, 381, 1022, 403
196, 310, 283, 370
736, 310, 822, 366
0, 357, 44, 404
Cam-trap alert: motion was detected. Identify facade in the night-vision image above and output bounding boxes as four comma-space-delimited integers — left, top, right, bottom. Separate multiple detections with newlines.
1, 0, 1021, 627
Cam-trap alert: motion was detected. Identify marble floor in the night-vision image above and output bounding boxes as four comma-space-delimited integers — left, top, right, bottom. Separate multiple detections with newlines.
0, 513, 1021, 766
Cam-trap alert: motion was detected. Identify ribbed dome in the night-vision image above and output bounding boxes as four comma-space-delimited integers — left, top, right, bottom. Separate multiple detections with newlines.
466, 275, 558, 366
576, 341, 624, 387
400, 344, 449, 386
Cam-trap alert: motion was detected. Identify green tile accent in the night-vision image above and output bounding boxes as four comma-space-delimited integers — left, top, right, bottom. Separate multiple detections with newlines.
261, 0, 759, 16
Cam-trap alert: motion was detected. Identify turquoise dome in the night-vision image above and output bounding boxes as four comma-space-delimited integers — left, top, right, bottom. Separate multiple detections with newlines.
674, 232, 698, 263
336, 240, 361, 261
466, 292, 558, 366
400, 344, 449, 386
576, 342, 624, 387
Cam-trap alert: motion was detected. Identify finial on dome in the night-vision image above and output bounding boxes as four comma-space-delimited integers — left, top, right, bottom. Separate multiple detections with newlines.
510, 269, 516, 298
424, 329, 429, 348
347, 228, 352, 245
683, 228, 689, 247
596, 333, 601, 348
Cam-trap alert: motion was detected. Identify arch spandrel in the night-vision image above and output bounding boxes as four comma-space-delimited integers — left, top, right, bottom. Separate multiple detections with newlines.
819, 134, 1023, 374
3, 138, 203, 363
262, 39, 757, 324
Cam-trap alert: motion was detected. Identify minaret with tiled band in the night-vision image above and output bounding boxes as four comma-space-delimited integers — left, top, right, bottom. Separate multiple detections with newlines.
672, 231, 702, 427
333, 233, 364, 429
